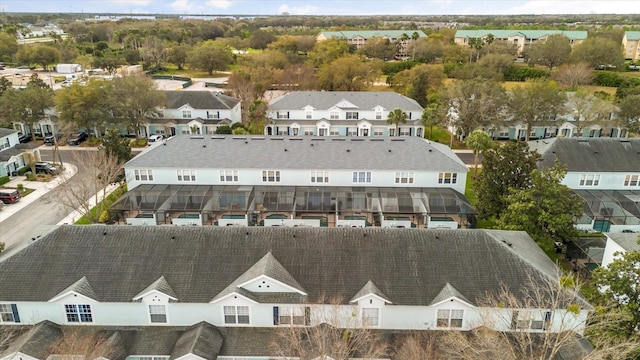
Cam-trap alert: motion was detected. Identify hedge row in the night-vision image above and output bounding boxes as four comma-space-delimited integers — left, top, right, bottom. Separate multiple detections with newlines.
0, 176, 9, 186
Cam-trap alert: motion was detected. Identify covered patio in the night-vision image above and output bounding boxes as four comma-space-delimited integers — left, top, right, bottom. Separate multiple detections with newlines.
110, 185, 476, 228
574, 189, 640, 233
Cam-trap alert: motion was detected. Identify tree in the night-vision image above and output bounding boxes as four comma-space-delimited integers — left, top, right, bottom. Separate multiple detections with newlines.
93, 53, 126, 76
249, 29, 276, 49
15, 44, 60, 70
507, 79, 566, 141
497, 161, 584, 245
56, 80, 112, 135
0, 32, 18, 60
49, 150, 123, 224
589, 244, 640, 359
411, 37, 444, 63
215, 125, 232, 134
307, 38, 350, 68
0, 77, 54, 137
527, 34, 572, 71
570, 37, 625, 69
421, 102, 440, 140
564, 89, 618, 137
142, 36, 166, 69
443, 78, 507, 139
101, 128, 132, 164
358, 36, 396, 60
552, 62, 593, 88
317, 55, 378, 91
465, 130, 492, 175
166, 43, 190, 70
108, 75, 166, 139
475, 141, 540, 219
390, 64, 445, 107
187, 40, 233, 75
616, 94, 640, 133
48, 327, 117, 359
387, 108, 408, 136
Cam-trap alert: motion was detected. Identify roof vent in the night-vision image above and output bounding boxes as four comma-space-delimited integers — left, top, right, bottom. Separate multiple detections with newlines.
190, 136, 204, 139
232, 136, 247, 140
347, 149, 350, 152
388, 149, 392, 152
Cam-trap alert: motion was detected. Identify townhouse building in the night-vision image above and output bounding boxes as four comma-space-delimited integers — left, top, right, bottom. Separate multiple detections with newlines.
622, 31, 640, 61
529, 137, 640, 233
266, 91, 425, 138
0, 225, 592, 359
454, 29, 588, 57
113, 135, 473, 229
316, 30, 426, 60
0, 128, 40, 177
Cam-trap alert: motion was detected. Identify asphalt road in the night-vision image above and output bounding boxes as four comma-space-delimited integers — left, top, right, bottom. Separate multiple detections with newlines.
0, 149, 87, 257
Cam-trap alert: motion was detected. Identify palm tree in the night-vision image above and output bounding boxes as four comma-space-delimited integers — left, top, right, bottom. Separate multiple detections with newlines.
465, 130, 492, 175
411, 31, 420, 60
387, 108, 408, 137
421, 103, 439, 140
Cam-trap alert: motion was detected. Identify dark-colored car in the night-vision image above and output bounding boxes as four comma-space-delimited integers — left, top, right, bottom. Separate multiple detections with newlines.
18, 132, 32, 143
34, 162, 59, 175
67, 131, 88, 146
44, 134, 58, 146
0, 190, 20, 204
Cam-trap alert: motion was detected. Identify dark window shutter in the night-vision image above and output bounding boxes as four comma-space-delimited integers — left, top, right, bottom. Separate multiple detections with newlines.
543, 311, 552, 330
511, 310, 518, 330
287, 112, 290, 119
273, 306, 279, 325
217, 111, 220, 118
305, 306, 311, 325
11, 304, 20, 323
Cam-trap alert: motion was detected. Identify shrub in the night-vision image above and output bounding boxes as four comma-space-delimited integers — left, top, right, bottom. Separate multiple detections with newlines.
16, 183, 24, 191
593, 71, 623, 87
0, 176, 9, 186
26, 173, 36, 181
17, 166, 30, 175
85, 137, 102, 146
381, 60, 418, 76
503, 66, 549, 81
130, 138, 147, 147
443, 62, 464, 78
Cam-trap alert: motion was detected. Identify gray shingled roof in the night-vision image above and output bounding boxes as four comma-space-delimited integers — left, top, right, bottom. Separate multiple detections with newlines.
165, 91, 240, 110
529, 138, 640, 172
133, 276, 178, 300
0, 321, 62, 359
268, 91, 424, 112
0, 226, 584, 307
170, 322, 223, 360
0, 128, 17, 137
605, 233, 640, 252
125, 135, 468, 172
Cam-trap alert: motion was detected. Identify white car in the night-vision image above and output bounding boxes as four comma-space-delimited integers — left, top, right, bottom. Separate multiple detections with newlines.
148, 134, 164, 144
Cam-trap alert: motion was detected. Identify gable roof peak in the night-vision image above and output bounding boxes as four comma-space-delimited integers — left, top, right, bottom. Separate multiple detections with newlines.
430, 282, 472, 306
350, 280, 391, 303
49, 276, 98, 302
133, 275, 178, 301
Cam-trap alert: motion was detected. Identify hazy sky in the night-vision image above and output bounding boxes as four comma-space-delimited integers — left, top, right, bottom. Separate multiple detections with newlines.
1, 0, 639, 15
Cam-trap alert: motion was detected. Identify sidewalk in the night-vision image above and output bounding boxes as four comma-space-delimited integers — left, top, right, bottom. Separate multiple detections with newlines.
0, 163, 77, 223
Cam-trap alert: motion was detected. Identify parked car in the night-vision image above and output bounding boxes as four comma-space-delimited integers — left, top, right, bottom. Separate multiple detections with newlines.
34, 162, 59, 175
67, 131, 88, 145
0, 189, 20, 204
61, 80, 72, 87
44, 134, 59, 146
147, 134, 164, 144
17, 132, 32, 143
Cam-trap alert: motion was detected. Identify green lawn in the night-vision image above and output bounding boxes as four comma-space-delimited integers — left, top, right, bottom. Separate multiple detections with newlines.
75, 184, 127, 225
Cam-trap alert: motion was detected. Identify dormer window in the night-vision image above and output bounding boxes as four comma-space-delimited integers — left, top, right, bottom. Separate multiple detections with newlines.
362, 308, 379, 326
182, 110, 191, 118
437, 309, 463, 328
149, 304, 167, 323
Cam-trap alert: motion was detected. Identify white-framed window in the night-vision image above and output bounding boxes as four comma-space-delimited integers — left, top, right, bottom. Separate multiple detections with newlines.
304, 128, 315, 135
579, 174, 600, 186
513, 310, 551, 330
353, 171, 372, 183
436, 309, 463, 328
395, 172, 414, 184
330, 129, 340, 136
389, 128, 395, 137
306, 110, 312, 119
149, 304, 167, 323
438, 172, 457, 184
65, 304, 93, 323
624, 174, 640, 187
346, 111, 359, 120
223, 305, 250, 324
206, 111, 220, 119
134, 169, 154, 181
220, 170, 239, 182
311, 171, 329, 183
399, 128, 411, 136
277, 111, 289, 119
182, 110, 191, 118
0, 138, 9, 150
375, 111, 382, 120
275, 306, 308, 325
362, 307, 379, 326
262, 170, 281, 183
347, 128, 357, 136
373, 128, 384, 136
177, 169, 196, 182
0, 304, 19, 323
330, 111, 339, 120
